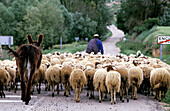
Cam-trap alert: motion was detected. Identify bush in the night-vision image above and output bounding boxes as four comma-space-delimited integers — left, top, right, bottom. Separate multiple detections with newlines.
143, 18, 159, 30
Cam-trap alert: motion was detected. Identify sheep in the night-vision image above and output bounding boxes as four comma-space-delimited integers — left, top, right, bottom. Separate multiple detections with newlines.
139, 65, 153, 96
115, 66, 129, 102
0, 67, 10, 98
105, 70, 121, 104
5, 67, 16, 93
84, 66, 96, 99
50, 58, 61, 66
93, 69, 107, 103
32, 63, 49, 94
45, 65, 61, 97
150, 68, 170, 102
128, 66, 143, 100
69, 69, 86, 102
61, 64, 73, 97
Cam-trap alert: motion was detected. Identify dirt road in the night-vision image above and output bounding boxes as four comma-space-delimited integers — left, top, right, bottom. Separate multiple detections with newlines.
103, 24, 124, 55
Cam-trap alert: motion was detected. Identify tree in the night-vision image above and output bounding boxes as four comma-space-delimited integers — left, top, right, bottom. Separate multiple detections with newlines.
117, 0, 167, 34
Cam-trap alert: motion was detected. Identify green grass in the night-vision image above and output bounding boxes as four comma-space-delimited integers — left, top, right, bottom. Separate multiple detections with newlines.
162, 90, 170, 104
135, 26, 170, 49
42, 41, 87, 54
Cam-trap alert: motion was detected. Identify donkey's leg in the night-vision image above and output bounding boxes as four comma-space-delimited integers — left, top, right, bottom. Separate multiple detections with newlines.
25, 66, 35, 105
19, 67, 26, 102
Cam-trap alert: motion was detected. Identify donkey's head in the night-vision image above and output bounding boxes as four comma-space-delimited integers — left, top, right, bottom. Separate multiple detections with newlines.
27, 34, 43, 47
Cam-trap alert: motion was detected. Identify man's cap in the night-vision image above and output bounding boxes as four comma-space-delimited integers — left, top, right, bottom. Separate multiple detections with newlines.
94, 34, 99, 37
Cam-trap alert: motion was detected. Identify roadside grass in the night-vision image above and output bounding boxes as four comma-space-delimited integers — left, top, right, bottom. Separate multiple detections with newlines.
42, 41, 87, 54
116, 26, 170, 65
162, 90, 170, 105
135, 26, 170, 50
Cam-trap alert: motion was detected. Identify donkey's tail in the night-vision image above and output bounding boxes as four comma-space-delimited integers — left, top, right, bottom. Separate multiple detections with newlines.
7, 47, 19, 57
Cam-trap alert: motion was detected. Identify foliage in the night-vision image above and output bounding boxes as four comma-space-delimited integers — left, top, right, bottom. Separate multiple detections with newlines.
135, 26, 170, 51
42, 41, 87, 54
162, 90, 170, 104
133, 18, 159, 34
60, 0, 114, 37
0, 0, 113, 49
117, 0, 167, 34
159, 4, 170, 26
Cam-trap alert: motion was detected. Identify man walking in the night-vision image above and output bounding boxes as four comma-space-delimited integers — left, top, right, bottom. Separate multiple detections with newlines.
86, 34, 104, 54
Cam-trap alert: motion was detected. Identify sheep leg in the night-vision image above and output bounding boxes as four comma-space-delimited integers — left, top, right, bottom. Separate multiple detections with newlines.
120, 87, 122, 101
52, 83, 55, 97
158, 90, 161, 102
99, 89, 101, 103
164, 89, 168, 99
126, 87, 129, 102
122, 87, 125, 102
0, 85, 5, 98
31, 84, 35, 95
13, 80, 16, 93
75, 87, 79, 102
78, 87, 81, 102
104, 92, 107, 99
131, 86, 134, 99
92, 90, 94, 99
68, 82, 71, 95
64, 83, 67, 96
38, 82, 41, 94
114, 89, 116, 104
86, 88, 89, 97
134, 86, 137, 100
57, 83, 59, 94
102, 92, 104, 101
154, 91, 158, 99
60, 84, 63, 90
111, 89, 113, 104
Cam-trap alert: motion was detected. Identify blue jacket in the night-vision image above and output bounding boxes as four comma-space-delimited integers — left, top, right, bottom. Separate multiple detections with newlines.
96, 39, 104, 54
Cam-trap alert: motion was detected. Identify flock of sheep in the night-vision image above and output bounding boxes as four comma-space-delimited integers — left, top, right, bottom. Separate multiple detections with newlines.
0, 51, 170, 104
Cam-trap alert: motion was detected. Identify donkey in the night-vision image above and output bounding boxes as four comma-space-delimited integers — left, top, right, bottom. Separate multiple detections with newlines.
8, 34, 43, 105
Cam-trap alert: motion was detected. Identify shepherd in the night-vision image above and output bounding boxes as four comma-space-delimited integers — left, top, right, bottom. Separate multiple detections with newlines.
86, 34, 104, 54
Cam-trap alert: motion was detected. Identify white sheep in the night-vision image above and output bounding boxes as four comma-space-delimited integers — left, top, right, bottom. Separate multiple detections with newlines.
115, 66, 129, 102
128, 66, 143, 100
106, 70, 121, 104
61, 64, 73, 97
84, 66, 96, 99
0, 67, 10, 98
150, 68, 170, 102
93, 69, 107, 103
69, 69, 86, 102
139, 65, 153, 96
5, 67, 16, 93
32, 64, 49, 94
45, 65, 61, 97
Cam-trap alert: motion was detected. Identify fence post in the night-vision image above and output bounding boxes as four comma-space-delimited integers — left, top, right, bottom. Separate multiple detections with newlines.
60, 37, 62, 51
8, 36, 11, 60
160, 44, 162, 61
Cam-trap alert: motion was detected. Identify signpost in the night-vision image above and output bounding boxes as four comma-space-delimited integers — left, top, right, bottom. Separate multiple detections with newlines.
60, 37, 62, 51
157, 36, 170, 61
85, 37, 88, 42
0, 36, 13, 60
75, 37, 79, 47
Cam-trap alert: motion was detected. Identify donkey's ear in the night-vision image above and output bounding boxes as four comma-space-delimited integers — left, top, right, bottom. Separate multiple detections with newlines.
27, 35, 34, 44
37, 34, 43, 46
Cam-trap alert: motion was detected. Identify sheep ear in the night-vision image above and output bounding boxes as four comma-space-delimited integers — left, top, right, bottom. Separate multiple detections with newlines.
27, 35, 34, 44
37, 34, 43, 46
